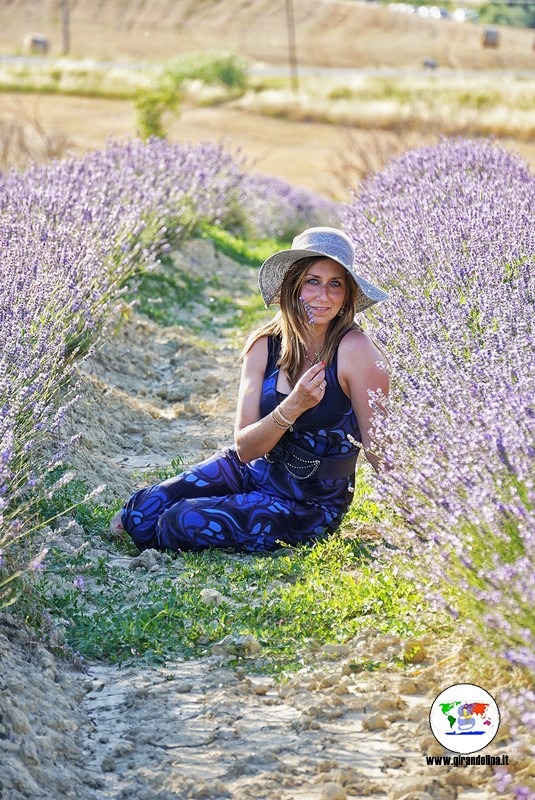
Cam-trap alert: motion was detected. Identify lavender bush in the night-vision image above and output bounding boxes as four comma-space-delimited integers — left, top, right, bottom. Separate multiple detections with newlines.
0, 138, 244, 603
222, 173, 340, 240
0, 137, 339, 604
344, 138, 534, 780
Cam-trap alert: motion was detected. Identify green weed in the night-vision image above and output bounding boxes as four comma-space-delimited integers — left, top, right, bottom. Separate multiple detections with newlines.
126, 253, 206, 326
197, 224, 288, 267
22, 460, 436, 674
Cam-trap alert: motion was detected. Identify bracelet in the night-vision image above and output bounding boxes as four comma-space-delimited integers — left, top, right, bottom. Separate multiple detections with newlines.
275, 405, 296, 427
270, 409, 291, 429
270, 405, 296, 430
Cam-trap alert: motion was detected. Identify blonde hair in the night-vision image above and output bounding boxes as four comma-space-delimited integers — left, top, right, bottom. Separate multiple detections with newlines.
243, 257, 364, 386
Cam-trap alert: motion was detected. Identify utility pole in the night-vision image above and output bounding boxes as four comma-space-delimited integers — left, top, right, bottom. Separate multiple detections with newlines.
60, 0, 70, 55
286, 0, 299, 96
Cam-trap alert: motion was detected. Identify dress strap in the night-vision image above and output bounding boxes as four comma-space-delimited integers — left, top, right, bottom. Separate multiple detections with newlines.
267, 335, 281, 370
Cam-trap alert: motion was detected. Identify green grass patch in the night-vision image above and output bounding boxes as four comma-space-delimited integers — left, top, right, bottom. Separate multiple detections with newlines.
128, 253, 208, 326
129, 228, 283, 334
197, 223, 289, 267
25, 464, 435, 674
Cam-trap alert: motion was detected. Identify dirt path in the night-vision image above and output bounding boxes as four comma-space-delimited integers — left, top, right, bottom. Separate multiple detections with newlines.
1, 240, 504, 800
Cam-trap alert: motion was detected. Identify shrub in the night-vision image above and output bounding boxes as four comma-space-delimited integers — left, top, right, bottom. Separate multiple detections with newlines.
134, 85, 181, 140
343, 137, 534, 774
0, 139, 243, 604
165, 52, 247, 91
224, 173, 341, 240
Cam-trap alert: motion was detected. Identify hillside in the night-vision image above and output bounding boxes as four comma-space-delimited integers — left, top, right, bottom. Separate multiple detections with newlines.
2, 0, 535, 70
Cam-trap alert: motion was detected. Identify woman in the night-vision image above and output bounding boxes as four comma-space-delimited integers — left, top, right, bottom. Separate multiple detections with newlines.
111, 227, 389, 553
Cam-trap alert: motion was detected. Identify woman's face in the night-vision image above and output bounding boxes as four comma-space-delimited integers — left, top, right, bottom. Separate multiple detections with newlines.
298, 258, 347, 327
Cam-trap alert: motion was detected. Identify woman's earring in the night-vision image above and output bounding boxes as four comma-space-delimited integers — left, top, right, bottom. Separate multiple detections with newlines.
338, 308, 345, 317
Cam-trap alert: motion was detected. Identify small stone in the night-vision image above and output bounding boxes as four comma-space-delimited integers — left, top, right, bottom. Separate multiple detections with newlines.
19, 739, 39, 766
248, 678, 273, 695
200, 588, 226, 606
332, 683, 351, 696
101, 755, 116, 772
323, 644, 351, 658
321, 783, 347, 800
370, 635, 401, 655
445, 771, 479, 787
317, 760, 340, 772
420, 735, 444, 756
363, 713, 388, 731
390, 777, 432, 799
191, 779, 230, 798
406, 705, 423, 721
129, 549, 170, 571
6, 706, 31, 734
318, 673, 343, 689
175, 682, 194, 693
398, 678, 419, 694
368, 694, 406, 712
112, 741, 135, 757
394, 794, 432, 800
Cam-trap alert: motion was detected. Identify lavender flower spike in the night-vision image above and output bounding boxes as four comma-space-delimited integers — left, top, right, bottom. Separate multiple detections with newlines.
299, 296, 315, 324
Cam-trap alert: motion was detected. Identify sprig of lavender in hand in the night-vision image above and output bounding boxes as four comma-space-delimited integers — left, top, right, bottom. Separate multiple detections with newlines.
299, 296, 315, 324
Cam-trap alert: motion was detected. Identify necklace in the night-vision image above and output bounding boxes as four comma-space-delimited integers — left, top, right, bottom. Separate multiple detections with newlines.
304, 343, 325, 365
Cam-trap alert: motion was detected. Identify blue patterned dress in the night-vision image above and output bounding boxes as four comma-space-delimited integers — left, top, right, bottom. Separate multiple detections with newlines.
121, 335, 361, 552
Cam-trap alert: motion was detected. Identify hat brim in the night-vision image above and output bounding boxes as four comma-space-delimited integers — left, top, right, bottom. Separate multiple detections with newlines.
258, 248, 389, 313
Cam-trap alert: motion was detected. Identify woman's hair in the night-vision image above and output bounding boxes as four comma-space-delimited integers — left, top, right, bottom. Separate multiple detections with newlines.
243, 256, 363, 386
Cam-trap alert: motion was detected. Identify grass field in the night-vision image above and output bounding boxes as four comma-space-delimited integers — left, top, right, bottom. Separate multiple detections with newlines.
2, 0, 535, 70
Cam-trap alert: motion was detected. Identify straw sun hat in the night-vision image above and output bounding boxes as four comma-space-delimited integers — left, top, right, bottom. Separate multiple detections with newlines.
258, 226, 388, 313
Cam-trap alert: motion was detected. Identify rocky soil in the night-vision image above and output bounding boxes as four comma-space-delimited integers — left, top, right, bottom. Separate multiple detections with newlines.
0, 240, 513, 800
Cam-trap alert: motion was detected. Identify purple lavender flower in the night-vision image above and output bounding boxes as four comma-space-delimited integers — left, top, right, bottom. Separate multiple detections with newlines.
30, 548, 48, 571
225, 173, 340, 239
2, 136, 336, 604
343, 138, 535, 749
299, 296, 316, 324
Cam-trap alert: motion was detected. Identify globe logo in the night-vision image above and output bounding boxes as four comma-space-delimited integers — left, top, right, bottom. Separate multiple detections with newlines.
429, 683, 500, 754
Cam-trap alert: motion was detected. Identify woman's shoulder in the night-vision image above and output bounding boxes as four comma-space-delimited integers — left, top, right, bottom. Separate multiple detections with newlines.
243, 333, 269, 365
338, 329, 385, 368
338, 328, 372, 353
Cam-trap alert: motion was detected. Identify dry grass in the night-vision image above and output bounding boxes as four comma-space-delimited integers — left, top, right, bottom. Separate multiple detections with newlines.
2, 0, 535, 71
2, 1, 535, 197
0, 58, 159, 99
0, 98, 72, 170
3, 92, 534, 202
239, 71, 535, 140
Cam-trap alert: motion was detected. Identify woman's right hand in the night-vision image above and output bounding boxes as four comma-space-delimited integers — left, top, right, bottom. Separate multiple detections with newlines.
283, 362, 327, 417
234, 339, 326, 463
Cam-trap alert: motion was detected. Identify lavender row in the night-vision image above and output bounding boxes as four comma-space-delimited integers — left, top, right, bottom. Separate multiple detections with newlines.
0, 138, 336, 588
225, 173, 340, 240
343, 138, 534, 758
